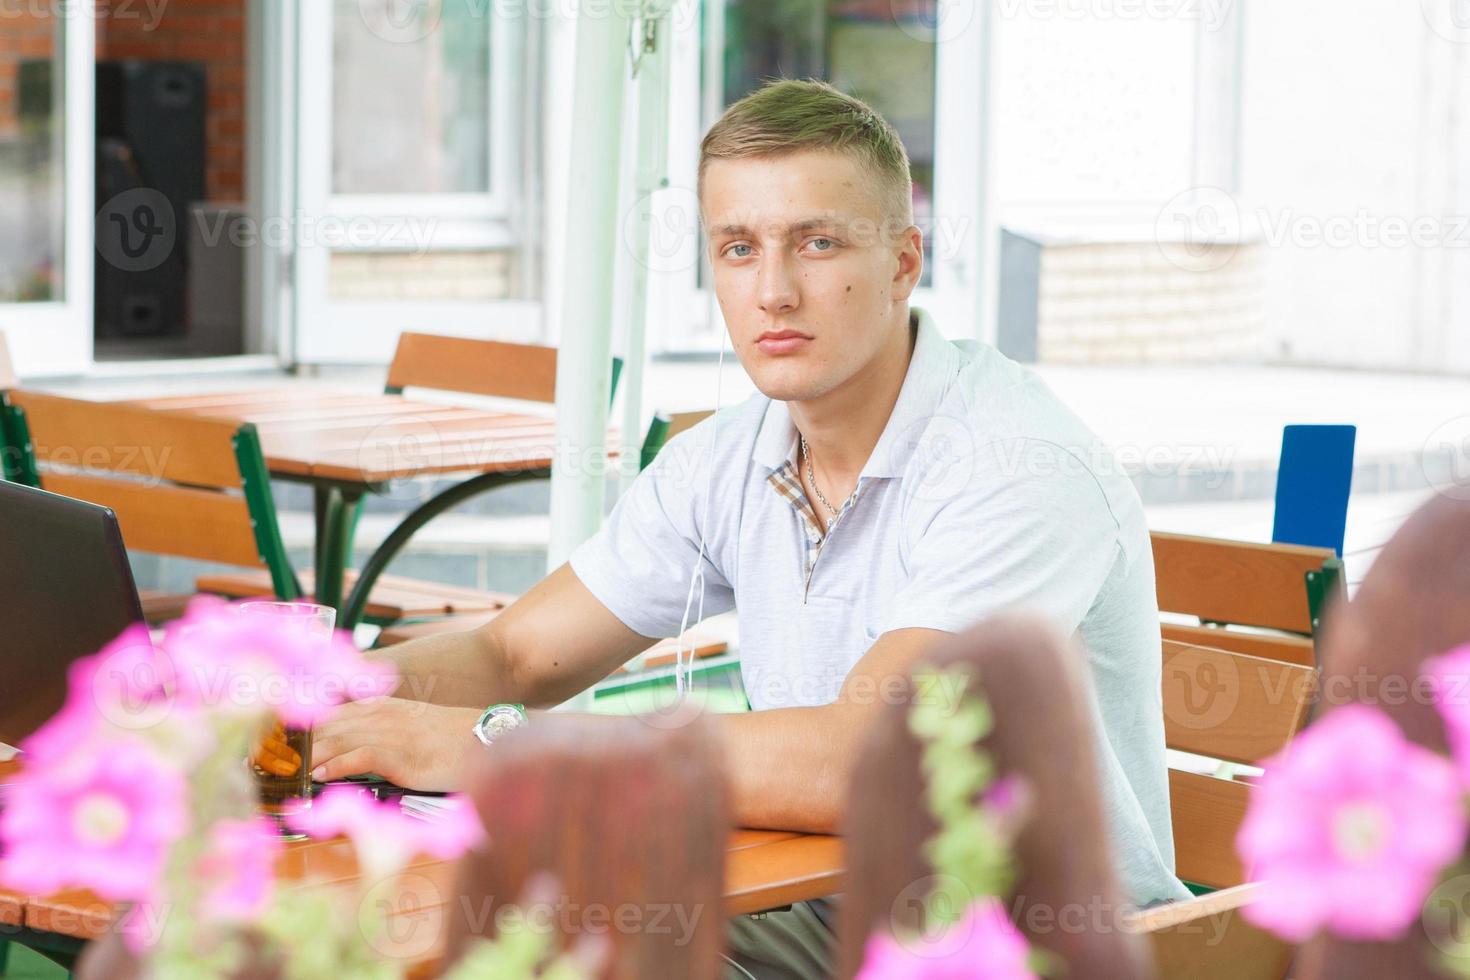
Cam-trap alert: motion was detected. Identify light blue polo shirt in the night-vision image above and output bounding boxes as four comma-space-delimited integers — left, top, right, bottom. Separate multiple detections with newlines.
570, 308, 1189, 905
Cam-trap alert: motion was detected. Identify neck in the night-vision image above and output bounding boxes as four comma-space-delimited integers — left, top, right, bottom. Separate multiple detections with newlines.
790, 310, 916, 481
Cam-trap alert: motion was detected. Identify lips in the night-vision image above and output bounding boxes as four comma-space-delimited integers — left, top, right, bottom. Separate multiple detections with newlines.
755, 330, 813, 355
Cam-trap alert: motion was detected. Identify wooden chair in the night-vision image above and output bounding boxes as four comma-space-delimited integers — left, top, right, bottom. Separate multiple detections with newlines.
384, 332, 624, 405
1152, 530, 1343, 667
3, 391, 302, 623
838, 616, 1317, 979
4, 391, 529, 625
444, 714, 729, 979
1292, 494, 1470, 979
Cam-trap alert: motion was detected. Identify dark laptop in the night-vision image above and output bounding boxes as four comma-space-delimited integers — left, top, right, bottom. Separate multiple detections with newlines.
0, 480, 145, 746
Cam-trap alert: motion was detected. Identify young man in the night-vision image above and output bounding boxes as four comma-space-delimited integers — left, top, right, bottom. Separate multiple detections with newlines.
313, 79, 1189, 975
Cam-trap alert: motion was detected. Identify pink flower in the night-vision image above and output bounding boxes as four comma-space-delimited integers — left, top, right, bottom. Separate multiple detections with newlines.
0, 736, 188, 902
288, 786, 485, 882
855, 898, 1036, 980
195, 817, 282, 922
163, 597, 397, 727
1237, 704, 1467, 942
1427, 644, 1470, 783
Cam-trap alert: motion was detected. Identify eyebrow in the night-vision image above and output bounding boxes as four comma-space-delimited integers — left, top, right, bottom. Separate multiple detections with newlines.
710, 216, 850, 239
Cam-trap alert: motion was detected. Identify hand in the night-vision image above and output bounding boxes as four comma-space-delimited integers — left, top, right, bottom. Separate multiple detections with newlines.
309, 697, 483, 791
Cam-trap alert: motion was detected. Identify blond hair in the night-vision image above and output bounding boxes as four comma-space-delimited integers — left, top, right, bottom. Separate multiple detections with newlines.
698, 79, 914, 228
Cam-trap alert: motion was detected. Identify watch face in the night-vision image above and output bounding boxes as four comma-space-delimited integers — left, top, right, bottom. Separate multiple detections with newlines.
479, 704, 526, 742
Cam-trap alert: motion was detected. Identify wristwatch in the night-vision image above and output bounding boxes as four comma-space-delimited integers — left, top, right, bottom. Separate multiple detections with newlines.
472, 703, 528, 746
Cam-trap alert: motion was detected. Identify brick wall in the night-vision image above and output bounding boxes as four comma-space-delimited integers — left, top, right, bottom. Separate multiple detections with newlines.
0, 6, 55, 136
95, 0, 247, 203
329, 251, 517, 302
1036, 242, 1267, 363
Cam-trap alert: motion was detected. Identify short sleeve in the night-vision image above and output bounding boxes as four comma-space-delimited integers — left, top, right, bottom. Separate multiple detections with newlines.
882, 438, 1125, 638
568, 435, 735, 640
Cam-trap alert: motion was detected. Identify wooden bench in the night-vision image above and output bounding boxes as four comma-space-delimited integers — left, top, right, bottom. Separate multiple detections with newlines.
1152, 530, 1343, 667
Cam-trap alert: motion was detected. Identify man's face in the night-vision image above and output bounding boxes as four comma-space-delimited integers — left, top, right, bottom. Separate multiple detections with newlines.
701, 150, 923, 403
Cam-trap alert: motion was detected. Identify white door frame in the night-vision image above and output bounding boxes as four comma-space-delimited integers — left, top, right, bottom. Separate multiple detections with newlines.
0, 11, 94, 378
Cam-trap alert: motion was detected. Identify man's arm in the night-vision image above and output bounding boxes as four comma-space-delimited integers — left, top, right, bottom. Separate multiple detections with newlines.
309, 564, 656, 786
314, 562, 950, 830
375, 563, 654, 709
715, 626, 949, 833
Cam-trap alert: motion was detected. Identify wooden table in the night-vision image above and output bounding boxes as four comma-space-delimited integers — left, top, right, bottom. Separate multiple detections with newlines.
0, 755, 842, 970
115, 386, 607, 628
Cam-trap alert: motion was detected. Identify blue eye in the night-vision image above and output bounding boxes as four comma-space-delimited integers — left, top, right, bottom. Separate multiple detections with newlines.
728, 244, 753, 258
810, 238, 834, 251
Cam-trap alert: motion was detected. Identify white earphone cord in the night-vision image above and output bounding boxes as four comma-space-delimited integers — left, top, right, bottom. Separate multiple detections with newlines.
671, 326, 728, 700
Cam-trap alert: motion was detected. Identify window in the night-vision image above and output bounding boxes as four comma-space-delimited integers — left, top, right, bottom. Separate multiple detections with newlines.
332, 0, 492, 195
0, 16, 63, 302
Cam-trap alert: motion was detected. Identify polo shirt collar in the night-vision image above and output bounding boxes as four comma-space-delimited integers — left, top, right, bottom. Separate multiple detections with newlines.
751, 307, 961, 479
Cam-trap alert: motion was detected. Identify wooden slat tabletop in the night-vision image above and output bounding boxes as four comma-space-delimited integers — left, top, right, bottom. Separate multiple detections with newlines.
112, 388, 590, 485
3, 821, 843, 962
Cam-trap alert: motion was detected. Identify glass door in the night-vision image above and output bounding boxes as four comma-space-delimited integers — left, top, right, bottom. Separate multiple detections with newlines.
291, 0, 537, 365
0, 7, 94, 376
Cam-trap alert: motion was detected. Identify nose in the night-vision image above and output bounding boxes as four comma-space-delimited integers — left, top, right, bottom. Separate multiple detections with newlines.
757, 253, 800, 315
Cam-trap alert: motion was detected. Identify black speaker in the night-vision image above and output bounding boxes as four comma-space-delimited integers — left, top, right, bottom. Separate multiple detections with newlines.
94, 61, 206, 341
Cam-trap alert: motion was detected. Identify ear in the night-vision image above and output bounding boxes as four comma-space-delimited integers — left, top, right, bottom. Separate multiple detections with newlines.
890, 224, 924, 302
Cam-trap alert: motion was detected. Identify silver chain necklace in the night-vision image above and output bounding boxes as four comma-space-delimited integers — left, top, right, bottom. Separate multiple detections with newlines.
800, 433, 858, 526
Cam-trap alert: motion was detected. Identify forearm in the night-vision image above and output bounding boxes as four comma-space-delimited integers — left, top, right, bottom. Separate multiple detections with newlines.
372, 625, 521, 709
714, 703, 863, 833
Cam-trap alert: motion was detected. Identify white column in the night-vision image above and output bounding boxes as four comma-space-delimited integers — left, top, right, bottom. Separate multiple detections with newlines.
618, 8, 675, 494
971, 1, 1001, 345
546, 1, 632, 572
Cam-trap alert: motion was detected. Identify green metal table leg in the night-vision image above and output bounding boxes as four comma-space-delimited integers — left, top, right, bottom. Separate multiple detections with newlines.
339, 468, 548, 631
313, 488, 361, 614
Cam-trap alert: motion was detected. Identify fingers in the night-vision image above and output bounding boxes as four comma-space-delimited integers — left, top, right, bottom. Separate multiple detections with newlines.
311, 745, 379, 783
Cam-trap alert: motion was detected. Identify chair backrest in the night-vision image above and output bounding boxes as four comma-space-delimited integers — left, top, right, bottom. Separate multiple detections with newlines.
1295, 494, 1470, 979
446, 715, 729, 979
639, 409, 715, 471
4, 391, 299, 599
1152, 530, 1343, 665
837, 616, 1154, 979
385, 332, 625, 407
1161, 639, 1316, 890
1272, 424, 1356, 557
